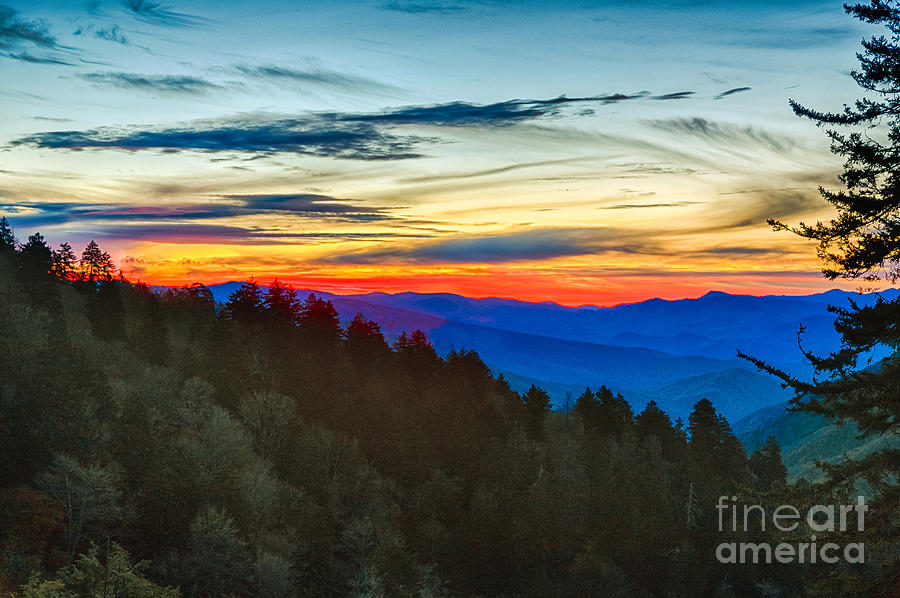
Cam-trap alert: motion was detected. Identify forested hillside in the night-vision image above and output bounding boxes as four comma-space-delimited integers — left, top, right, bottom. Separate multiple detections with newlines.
0, 222, 885, 597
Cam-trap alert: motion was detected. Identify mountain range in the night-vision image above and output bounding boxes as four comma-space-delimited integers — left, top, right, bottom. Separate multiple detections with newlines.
195, 283, 896, 425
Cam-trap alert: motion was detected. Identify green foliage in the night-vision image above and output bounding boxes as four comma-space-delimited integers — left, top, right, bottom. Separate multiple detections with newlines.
21, 543, 179, 598
39, 455, 123, 564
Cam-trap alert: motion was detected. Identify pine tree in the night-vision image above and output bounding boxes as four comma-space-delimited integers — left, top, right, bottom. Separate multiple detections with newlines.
345, 313, 388, 358
79, 240, 115, 282
50, 242, 78, 280
738, 3, 900, 592
263, 279, 300, 324
573, 387, 596, 425
522, 385, 551, 441
298, 293, 342, 344
748, 436, 787, 489
636, 399, 682, 455
18, 232, 52, 280
224, 280, 264, 322
0, 216, 14, 253
594, 385, 634, 438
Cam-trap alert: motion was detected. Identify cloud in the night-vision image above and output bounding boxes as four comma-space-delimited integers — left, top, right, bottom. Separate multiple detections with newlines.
651, 91, 694, 100
9, 93, 646, 159
0, 4, 74, 64
715, 86, 751, 100
600, 201, 702, 210
0, 5, 55, 49
11, 116, 433, 160
725, 24, 858, 50
381, 1, 470, 14
401, 157, 595, 183
644, 117, 797, 154
79, 71, 223, 95
324, 227, 654, 264
74, 23, 129, 45
1, 51, 74, 64
123, 0, 206, 28
12, 91, 702, 160
352, 94, 649, 127
710, 188, 824, 230
4, 193, 403, 227
235, 64, 402, 94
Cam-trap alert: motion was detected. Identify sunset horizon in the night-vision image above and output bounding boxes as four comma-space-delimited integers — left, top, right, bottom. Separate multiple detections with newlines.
1, 0, 873, 307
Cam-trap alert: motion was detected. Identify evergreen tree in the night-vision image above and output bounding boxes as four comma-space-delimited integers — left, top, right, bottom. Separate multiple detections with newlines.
573, 387, 596, 426
50, 242, 78, 280
0, 216, 14, 253
224, 280, 264, 322
263, 279, 300, 324
749, 436, 787, 489
636, 399, 682, 455
298, 293, 341, 344
80, 240, 115, 282
345, 313, 388, 361
738, 2, 900, 592
522, 385, 551, 441
18, 232, 53, 281
394, 329, 438, 360
594, 385, 634, 438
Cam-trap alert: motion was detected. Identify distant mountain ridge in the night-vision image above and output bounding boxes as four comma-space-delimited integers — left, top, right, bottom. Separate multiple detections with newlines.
178, 282, 897, 423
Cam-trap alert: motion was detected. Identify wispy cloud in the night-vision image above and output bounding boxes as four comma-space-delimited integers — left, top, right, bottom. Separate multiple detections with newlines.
715, 86, 751, 100
324, 226, 655, 264
4, 193, 404, 227
381, 1, 470, 14
651, 91, 694, 100
645, 117, 797, 155
235, 64, 403, 94
74, 23, 130, 45
11, 92, 691, 159
122, 0, 206, 28
401, 157, 596, 183
0, 4, 74, 64
11, 116, 433, 160
600, 201, 702, 210
79, 71, 223, 95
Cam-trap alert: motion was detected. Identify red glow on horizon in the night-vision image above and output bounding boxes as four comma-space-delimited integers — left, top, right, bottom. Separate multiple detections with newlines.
127, 270, 854, 307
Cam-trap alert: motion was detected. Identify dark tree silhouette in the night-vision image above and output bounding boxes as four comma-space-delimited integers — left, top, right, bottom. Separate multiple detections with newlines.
263, 279, 300, 324
19, 233, 52, 280
749, 436, 788, 488
739, 3, 900, 593
50, 242, 78, 280
298, 293, 341, 344
224, 280, 264, 322
0, 217, 15, 253
522, 384, 551, 441
80, 240, 116, 282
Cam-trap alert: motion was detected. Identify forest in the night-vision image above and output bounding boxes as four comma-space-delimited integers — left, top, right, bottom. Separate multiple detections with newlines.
0, 218, 891, 598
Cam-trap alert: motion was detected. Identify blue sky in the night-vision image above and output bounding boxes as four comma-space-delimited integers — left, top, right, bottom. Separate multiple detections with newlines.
0, 0, 876, 303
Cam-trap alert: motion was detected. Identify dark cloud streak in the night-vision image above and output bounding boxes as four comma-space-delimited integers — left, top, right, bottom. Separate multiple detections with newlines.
715, 86, 751, 100
79, 71, 223, 94
13, 91, 700, 160
0, 4, 75, 64
235, 64, 403, 94
123, 0, 206, 28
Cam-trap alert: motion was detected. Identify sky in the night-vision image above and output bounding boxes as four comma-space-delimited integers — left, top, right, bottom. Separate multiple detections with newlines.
0, 0, 880, 305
